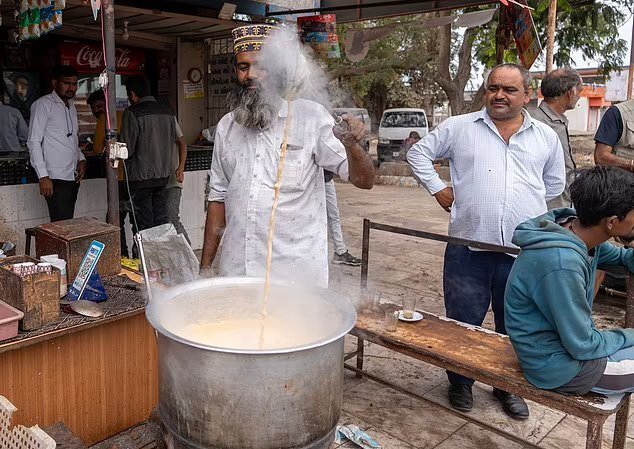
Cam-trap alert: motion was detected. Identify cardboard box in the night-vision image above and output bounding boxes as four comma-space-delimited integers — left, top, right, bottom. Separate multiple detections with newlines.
0, 255, 60, 331
35, 217, 121, 282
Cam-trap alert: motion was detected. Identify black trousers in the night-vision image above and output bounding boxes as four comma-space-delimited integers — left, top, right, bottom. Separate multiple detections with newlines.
443, 243, 515, 386
106, 181, 132, 257
129, 181, 167, 227
46, 180, 79, 222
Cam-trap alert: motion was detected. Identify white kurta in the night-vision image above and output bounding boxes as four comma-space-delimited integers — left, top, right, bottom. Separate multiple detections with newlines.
208, 99, 350, 288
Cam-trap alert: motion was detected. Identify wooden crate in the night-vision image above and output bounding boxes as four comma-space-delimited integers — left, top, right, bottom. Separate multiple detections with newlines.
0, 256, 60, 331
34, 217, 121, 282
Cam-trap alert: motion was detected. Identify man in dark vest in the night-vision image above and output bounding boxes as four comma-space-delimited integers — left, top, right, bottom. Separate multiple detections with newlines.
120, 77, 181, 240
595, 99, 634, 173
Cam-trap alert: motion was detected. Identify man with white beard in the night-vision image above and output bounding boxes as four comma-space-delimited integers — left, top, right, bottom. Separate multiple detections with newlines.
200, 25, 374, 288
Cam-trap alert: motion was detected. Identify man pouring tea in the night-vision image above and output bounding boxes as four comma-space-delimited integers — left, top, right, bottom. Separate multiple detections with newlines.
200, 25, 374, 287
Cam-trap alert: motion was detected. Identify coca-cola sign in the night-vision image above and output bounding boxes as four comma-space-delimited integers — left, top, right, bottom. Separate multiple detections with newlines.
60, 42, 145, 75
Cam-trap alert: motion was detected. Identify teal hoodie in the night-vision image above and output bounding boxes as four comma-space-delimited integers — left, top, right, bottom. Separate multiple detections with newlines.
505, 208, 634, 390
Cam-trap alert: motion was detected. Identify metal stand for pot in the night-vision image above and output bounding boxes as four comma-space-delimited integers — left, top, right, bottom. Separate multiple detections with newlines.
134, 233, 153, 302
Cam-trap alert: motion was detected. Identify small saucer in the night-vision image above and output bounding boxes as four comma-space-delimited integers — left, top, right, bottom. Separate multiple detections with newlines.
398, 310, 423, 322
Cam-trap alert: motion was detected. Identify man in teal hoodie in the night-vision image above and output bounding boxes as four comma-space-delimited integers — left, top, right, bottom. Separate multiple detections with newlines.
506, 166, 634, 394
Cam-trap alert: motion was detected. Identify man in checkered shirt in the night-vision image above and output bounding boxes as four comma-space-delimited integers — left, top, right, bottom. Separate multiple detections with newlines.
407, 63, 565, 420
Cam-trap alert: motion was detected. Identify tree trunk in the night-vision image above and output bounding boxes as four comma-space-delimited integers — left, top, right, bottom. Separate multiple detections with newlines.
469, 84, 486, 112
434, 11, 478, 116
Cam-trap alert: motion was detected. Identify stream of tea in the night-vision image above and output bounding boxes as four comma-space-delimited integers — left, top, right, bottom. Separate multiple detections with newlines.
258, 100, 295, 348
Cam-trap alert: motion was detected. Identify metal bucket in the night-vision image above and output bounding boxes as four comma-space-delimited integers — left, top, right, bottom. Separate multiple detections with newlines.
146, 277, 357, 449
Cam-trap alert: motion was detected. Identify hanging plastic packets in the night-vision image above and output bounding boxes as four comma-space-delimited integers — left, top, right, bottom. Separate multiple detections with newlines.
18, 0, 40, 41
297, 14, 341, 59
16, 0, 61, 41
39, 0, 54, 34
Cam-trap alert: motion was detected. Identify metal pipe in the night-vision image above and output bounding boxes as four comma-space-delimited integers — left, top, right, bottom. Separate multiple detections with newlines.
265, 0, 491, 16
599, 285, 627, 299
102, 0, 120, 227
369, 221, 520, 255
361, 218, 370, 290
135, 234, 153, 302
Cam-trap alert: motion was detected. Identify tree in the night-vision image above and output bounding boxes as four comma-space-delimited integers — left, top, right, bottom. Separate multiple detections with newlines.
328, 0, 630, 118
326, 18, 443, 126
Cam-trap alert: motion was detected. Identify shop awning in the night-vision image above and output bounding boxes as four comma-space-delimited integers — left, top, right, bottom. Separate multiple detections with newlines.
266, 0, 501, 22
0, 0, 239, 50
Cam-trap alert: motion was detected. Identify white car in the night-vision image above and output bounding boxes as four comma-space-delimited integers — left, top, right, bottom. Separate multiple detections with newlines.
378, 108, 429, 162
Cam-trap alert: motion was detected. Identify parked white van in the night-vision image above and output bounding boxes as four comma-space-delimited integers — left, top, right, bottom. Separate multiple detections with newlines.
377, 108, 429, 162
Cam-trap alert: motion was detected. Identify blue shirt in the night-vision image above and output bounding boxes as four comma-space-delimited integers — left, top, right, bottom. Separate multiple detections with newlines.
594, 106, 623, 147
0, 103, 28, 152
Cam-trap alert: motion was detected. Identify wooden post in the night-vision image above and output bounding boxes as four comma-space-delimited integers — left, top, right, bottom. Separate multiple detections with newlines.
495, 6, 509, 64
545, 0, 557, 73
613, 274, 634, 449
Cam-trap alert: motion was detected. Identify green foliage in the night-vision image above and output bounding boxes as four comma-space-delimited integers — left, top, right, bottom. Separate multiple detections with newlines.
328, 0, 630, 121
327, 17, 442, 123
474, 0, 629, 74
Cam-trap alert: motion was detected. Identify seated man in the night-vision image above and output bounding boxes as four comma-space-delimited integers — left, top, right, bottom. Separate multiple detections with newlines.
506, 166, 634, 395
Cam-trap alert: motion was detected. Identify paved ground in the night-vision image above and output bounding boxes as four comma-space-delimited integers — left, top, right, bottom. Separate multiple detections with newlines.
327, 182, 631, 449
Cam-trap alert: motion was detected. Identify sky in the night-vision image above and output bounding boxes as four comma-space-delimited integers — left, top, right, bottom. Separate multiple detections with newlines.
565, 12, 632, 70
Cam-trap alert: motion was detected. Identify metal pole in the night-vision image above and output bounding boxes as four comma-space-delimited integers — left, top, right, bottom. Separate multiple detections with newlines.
361, 219, 370, 290
627, 18, 634, 100
102, 0, 120, 226
545, 0, 557, 73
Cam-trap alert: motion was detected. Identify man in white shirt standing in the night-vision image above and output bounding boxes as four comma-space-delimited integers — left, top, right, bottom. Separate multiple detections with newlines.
407, 63, 565, 420
200, 25, 374, 287
28, 65, 86, 222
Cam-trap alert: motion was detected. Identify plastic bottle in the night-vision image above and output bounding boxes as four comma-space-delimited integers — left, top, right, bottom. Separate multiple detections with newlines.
41, 254, 67, 298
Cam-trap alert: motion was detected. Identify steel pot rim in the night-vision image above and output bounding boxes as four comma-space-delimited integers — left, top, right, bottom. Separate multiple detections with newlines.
146, 276, 357, 355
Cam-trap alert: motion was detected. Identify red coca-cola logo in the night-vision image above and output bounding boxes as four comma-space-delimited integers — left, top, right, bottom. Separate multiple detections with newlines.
77, 46, 132, 69
60, 42, 145, 75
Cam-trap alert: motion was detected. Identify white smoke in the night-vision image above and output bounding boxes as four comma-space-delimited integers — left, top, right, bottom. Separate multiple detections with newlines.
260, 26, 338, 110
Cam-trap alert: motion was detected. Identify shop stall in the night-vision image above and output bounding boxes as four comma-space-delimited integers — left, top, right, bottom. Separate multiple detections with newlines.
0, 1, 238, 444
0, 0, 237, 252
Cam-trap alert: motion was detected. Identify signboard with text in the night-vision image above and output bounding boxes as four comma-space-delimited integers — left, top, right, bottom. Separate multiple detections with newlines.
59, 42, 145, 75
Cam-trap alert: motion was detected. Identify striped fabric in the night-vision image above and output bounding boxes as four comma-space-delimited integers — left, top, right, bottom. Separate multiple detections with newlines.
593, 346, 634, 394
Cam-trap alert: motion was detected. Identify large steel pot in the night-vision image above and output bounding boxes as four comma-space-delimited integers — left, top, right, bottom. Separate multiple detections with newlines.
146, 277, 357, 449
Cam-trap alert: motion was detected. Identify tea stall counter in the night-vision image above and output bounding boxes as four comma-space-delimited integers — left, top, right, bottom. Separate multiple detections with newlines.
0, 269, 160, 446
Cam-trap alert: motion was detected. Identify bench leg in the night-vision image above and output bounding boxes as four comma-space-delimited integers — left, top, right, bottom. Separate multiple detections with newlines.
586, 419, 604, 449
612, 394, 631, 449
25, 233, 32, 256
356, 337, 365, 379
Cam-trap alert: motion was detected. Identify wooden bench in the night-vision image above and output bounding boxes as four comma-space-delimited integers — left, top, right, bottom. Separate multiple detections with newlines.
346, 310, 629, 449
353, 219, 634, 449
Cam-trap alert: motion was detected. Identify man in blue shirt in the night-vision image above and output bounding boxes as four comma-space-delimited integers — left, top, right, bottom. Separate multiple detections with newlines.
594, 100, 634, 172
506, 166, 634, 395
